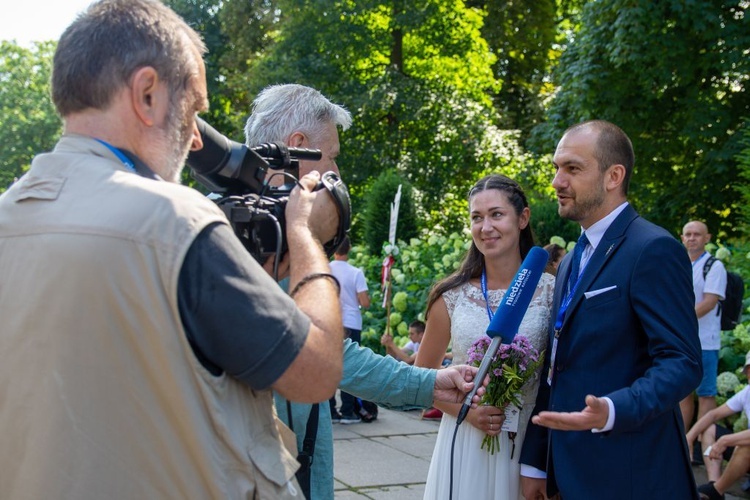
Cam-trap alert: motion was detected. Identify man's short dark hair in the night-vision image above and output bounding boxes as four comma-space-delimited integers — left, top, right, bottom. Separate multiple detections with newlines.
52, 0, 205, 117
409, 320, 425, 333
566, 120, 634, 195
335, 236, 351, 256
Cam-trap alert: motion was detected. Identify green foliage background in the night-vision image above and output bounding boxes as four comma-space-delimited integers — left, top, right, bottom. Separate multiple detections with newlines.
0, 41, 61, 187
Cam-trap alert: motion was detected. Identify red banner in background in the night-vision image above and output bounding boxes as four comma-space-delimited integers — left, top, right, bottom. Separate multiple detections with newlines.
381, 254, 395, 289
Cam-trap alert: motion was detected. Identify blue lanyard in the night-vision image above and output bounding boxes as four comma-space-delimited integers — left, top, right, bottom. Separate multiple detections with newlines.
548, 267, 583, 385
94, 139, 136, 172
548, 246, 593, 385
553, 253, 591, 331
480, 268, 495, 322
554, 276, 582, 331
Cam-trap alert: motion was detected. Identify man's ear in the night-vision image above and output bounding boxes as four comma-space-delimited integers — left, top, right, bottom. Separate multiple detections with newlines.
288, 131, 306, 147
605, 164, 626, 193
130, 66, 166, 127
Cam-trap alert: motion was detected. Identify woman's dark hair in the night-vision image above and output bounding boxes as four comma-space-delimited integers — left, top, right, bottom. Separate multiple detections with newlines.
543, 243, 566, 274
425, 174, 534, 317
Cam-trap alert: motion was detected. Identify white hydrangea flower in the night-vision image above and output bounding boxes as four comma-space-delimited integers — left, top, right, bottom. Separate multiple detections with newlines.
715, 246, 731, 261
550, 236, 566, 247
383, 243, 399, 256
717, 371, 741, 396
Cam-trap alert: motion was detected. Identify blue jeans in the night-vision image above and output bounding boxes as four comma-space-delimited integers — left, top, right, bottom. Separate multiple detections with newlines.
696, 349, 718, 397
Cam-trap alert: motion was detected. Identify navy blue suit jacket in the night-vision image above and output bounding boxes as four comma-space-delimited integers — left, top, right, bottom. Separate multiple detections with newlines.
520, 205, 701, 499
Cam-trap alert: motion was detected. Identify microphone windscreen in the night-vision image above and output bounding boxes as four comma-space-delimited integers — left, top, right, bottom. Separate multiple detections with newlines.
486, 246, 548, 343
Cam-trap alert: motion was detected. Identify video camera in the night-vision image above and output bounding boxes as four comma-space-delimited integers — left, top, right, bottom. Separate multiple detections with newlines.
186, 117, 351, 263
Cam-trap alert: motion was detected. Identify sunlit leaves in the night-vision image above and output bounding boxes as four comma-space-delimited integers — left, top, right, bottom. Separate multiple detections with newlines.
0, 41, 61, 191
530, 0, 750, 237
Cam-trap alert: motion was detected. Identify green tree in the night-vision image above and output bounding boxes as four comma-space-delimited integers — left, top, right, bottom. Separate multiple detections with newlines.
217, 0, 280, 129
0, 41, 61, 191
530, 0, 750, 237
735, 121, 750, 235
165, 0, 279, 138
165, 0, 283, 189
467, 0, 559, 140
351, 231, 468, 353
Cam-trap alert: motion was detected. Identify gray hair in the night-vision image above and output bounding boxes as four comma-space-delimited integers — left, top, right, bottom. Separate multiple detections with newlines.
244, 84, 352, 146
52, 0, 205, 117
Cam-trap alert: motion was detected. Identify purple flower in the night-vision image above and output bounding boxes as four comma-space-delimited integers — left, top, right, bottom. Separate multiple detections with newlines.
467, 334, 545, 455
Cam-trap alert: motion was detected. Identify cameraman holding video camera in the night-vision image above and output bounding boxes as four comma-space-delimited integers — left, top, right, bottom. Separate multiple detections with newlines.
245, 83, 488, 499
0, 1, 345, 498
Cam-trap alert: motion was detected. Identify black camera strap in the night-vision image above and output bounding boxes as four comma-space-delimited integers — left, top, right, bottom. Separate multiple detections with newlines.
286, 401, 319, 498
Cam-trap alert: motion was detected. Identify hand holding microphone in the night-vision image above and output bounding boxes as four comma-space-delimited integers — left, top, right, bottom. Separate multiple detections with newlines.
456, 246, 549, 425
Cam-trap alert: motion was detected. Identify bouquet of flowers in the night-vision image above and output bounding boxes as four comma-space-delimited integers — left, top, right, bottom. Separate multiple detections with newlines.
467, 335, 544, 454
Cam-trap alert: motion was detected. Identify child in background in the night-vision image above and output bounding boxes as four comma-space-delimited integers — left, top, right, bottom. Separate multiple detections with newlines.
381, 320, 425, 365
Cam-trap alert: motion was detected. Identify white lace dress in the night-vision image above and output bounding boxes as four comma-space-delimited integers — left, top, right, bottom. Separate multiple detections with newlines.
423, 273, 555, 500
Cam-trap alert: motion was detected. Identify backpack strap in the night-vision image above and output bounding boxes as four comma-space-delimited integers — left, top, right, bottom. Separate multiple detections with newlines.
703, 256, 717, 281
702, 255, 722, 318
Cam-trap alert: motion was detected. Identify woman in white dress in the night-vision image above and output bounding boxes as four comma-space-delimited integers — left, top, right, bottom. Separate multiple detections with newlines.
415, 174, 554, 500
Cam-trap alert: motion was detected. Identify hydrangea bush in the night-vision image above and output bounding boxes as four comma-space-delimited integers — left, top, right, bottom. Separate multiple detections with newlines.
348, 232, 470, 354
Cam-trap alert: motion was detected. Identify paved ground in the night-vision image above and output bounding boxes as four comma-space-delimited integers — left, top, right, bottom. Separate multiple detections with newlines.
332, 406, 436, 499
332, 405, 750, 499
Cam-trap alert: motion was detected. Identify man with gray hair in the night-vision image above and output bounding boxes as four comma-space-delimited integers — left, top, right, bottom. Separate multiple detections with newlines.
245, 83, 484, 499
246, 83, 351, 179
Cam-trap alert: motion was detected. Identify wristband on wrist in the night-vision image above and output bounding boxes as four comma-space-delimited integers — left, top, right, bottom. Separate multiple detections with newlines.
289, 272, 341, 298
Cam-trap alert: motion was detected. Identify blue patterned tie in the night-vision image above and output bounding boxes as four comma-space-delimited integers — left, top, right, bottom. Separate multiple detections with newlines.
569, 232, 589, 291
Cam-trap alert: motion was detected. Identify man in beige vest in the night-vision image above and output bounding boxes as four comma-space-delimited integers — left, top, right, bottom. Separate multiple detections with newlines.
0, 1, 347, 498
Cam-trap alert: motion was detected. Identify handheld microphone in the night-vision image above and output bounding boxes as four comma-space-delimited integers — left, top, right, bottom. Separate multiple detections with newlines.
455, 246, 549, 425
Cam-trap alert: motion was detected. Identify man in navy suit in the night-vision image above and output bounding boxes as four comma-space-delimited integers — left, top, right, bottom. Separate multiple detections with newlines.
520, 120, 702, 499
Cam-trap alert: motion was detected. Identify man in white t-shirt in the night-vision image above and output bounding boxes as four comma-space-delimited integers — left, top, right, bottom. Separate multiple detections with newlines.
328, 236, 371, 423
680, 221, 728, 431
687, 351, 750, 499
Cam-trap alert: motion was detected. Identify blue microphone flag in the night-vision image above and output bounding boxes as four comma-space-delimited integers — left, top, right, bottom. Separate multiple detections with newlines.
486, 246, 549, 343
456, 245, 548, 425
